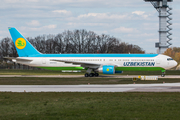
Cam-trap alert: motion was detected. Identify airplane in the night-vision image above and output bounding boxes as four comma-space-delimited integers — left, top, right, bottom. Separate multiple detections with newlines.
6, 27, 177, 77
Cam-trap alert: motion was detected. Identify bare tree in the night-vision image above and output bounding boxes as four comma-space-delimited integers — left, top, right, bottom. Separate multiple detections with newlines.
0, 29, 145, 61
0, 37, 11, 57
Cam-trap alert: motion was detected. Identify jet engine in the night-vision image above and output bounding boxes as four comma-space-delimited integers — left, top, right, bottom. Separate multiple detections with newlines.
97, 65, 115, 74
97, 65, 123, 74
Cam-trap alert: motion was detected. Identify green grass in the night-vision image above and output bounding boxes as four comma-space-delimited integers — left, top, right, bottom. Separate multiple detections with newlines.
0, 69, 180, 75
0, 69, 83, 75
0, 69, 179, 119
0, 77, 179, 85
0, 92, 180, 120
123, 70, 180, 75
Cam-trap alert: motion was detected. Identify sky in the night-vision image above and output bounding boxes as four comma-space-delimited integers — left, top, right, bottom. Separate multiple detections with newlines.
0, 0, 180, 53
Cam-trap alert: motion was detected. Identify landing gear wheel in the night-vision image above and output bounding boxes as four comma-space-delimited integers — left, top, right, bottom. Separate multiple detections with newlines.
161, 70, 166, 77
161, 74, 165, 77
161, 71, 165, 77
89, 73, 94, 77
95, 73, 99, 77
85, 73, 89, 77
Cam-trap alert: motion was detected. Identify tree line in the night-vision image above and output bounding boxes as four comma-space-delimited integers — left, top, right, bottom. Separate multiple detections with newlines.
164, 47, 180, 65
0, 29, 145, 61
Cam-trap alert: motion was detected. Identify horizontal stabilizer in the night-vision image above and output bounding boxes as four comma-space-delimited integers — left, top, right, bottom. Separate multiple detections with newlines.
4, 57, 32, 62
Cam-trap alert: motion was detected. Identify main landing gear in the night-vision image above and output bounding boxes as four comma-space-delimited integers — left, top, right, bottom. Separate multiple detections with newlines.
161, 70, 166, 77
84, 73, 99, 77
84, 68, 99, 77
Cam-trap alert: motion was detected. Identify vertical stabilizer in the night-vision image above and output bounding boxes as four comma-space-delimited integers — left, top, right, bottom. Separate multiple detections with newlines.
8, 27, 41, 57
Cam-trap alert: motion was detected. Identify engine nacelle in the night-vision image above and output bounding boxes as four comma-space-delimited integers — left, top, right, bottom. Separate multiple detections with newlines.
98, 65, 115, 74
97, 66, 123, 74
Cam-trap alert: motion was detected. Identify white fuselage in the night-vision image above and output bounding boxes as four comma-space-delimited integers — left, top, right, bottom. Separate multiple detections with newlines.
13, 54, 177, 70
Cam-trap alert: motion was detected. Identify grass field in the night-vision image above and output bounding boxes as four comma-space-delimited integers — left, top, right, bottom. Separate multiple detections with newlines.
0, 92, 180, 120
0, 69, 79, 75
0, 69, 180, 75
0, 70, 179, 119
0, 77, 179, 85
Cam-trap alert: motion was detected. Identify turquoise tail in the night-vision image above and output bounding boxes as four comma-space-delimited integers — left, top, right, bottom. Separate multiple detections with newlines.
8, 27, 41, 57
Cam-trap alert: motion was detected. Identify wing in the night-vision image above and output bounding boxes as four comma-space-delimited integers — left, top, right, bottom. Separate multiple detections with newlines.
4, 57, 33, 62
50, 59, 101, 69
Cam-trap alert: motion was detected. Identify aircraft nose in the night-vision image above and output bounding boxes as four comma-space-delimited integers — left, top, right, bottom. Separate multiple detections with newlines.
173, 60, 178, 67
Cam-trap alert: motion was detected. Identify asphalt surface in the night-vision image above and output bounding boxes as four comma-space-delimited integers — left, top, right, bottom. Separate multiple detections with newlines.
1, 83, 180, 92
1, 75, 180, 78
0, 75, 180, 92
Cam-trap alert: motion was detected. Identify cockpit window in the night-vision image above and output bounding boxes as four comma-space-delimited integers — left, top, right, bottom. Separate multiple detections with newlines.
167, 58, 173, 61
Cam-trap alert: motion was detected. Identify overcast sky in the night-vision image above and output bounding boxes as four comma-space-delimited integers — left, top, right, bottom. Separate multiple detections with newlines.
0, 0, 180, 53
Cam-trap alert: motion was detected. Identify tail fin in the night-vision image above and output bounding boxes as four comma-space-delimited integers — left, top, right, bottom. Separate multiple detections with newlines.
8, 27, 41, 57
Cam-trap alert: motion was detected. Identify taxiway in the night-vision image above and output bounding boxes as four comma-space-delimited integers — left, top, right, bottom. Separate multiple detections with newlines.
1, 75, 180, 78
1, 83, 180, 92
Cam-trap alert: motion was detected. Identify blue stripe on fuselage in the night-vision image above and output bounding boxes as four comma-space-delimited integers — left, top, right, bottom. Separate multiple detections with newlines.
29, 54, 158, 57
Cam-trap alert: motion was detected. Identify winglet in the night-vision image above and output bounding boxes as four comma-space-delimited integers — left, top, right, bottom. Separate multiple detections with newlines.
8, 27, 41, 57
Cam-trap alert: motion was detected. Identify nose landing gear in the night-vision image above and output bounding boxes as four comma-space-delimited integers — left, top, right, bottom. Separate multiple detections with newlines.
161, 70, 166, 77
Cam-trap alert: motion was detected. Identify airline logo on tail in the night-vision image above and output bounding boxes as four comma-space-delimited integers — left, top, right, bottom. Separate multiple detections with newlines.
15, 38, 26, 49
